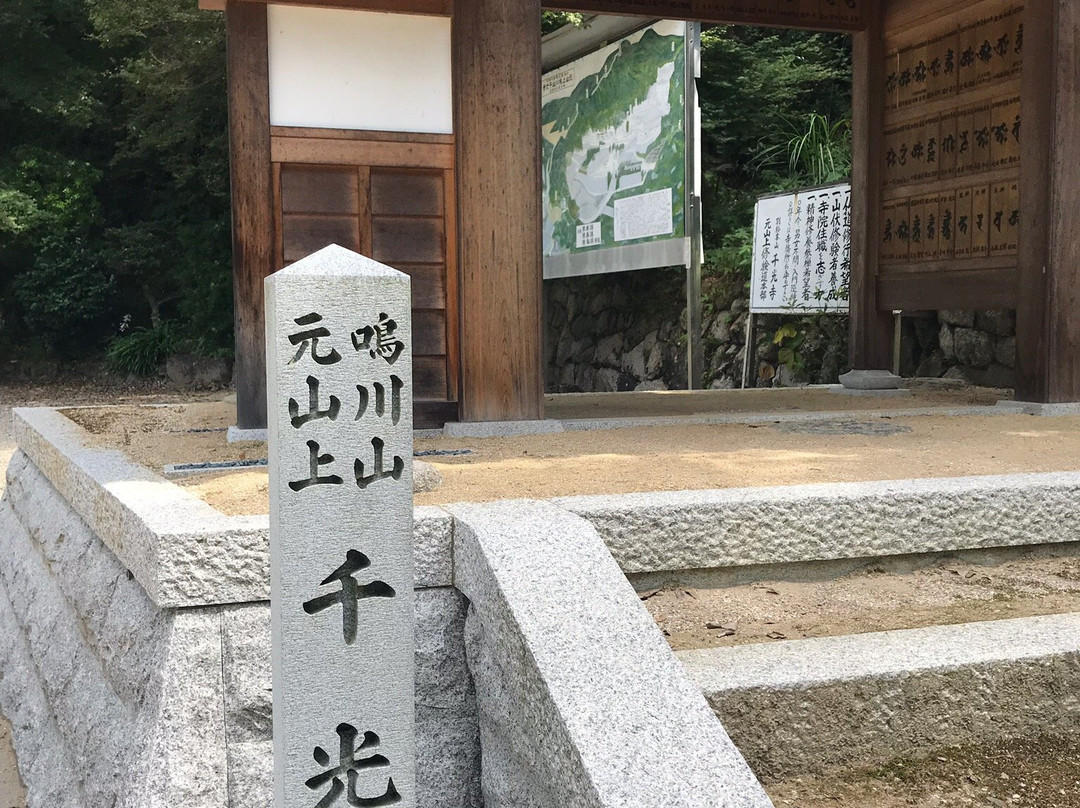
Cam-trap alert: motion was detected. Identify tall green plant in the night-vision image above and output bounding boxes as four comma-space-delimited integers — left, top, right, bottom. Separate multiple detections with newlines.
756, 113, 851, 186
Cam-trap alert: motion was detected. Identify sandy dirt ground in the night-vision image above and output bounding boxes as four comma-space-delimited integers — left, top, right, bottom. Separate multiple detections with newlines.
765, 735, 1080, 808
645, 547, 1080, 651
58, 396, 1080, 514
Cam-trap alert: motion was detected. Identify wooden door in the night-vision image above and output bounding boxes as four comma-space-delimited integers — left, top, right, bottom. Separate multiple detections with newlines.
272, 135, 459, 428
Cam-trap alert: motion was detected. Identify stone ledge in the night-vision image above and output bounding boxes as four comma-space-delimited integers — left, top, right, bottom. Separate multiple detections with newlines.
12, 408, 454, 608
450, 499, 772, 808
679, 613, 1080, 779
555, 471, 1080, 574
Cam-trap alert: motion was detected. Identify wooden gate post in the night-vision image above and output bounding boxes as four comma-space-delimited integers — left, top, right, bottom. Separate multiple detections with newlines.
452, 0, 545, 422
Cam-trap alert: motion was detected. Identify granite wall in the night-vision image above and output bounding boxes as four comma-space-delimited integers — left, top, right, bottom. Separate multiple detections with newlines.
0, 451, 481, 808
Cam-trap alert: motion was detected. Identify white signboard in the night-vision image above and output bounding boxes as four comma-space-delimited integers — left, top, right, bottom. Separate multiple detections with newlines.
749, 184, 851, 314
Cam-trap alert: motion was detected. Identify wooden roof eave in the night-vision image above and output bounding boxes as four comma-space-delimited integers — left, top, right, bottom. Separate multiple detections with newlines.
199, 0, 452, 16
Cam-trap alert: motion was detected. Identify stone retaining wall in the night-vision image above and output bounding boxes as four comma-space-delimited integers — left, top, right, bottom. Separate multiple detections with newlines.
0, 451, 481, 807
682, 614, 1080, 780
544, 268, 1017, 390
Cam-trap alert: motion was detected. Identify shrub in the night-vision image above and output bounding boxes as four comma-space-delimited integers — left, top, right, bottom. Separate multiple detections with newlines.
105, 320, 177, 376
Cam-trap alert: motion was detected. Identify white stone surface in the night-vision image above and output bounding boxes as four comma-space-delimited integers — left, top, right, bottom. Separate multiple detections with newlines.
228, 425, 269, 443
266, 246, 416, 808
414, 459, 443, 493
450, 499, 774, 808
839, 368, 903, 389
995, 399, 1080, 416
0, 450, 480, 808
556, 471, 1080, 574
12, 407, 455, 604
680, 613, 1080, 779
443, 419, 565, 438
0, 453, 228, 808
13, 405, 268, 608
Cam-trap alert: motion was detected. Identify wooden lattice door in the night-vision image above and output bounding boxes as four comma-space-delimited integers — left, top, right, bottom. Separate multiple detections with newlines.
274, 152, 459, 428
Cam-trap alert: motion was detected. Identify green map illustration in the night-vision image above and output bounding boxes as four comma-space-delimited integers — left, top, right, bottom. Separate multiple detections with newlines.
542, 23, 687, 258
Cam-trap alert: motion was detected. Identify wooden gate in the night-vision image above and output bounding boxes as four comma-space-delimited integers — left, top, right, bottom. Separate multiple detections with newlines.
270, 128, 459, 427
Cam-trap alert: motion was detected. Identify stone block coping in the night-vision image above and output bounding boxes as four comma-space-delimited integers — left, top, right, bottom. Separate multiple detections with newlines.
15, 405, 1080, 607
555, 471, 1080, 574
679, 613, 1080, 779
12, 407, 453, 609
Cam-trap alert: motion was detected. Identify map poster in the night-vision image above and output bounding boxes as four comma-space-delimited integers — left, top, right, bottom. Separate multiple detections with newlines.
749, 184, 851, 315
541, 20, 693, 279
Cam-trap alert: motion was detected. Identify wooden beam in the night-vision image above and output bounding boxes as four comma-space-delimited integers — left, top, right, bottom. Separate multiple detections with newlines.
848, 2, 894, 371
877, 267, 1017, 311
227, 1, 274, 430
453, 0, 544, 422
270, 134, 454, 169
542, 0, 866, 32
202, 0, 451, 14
1016, 0, 1080, 403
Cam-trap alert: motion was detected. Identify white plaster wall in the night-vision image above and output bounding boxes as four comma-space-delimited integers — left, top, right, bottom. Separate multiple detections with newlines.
267, 6, 453, 133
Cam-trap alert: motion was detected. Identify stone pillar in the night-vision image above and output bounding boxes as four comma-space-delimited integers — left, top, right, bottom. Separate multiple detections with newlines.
265, 244, 415, 808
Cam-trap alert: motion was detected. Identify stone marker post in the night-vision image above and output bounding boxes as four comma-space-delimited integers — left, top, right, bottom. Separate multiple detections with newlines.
266, 244, 414, 808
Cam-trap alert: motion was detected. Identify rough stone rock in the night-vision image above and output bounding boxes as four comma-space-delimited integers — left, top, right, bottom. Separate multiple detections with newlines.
593, 333, 624, 368
776, 364, 800, 387
571, 338, 593, 363
939, 309, 975, 327
635, 379, 669, 392
976, 309, 1016, 337
995, 336, 1017, 368
166, 354, 195, 386
942, 365, 972, 384
731, 298, 748, 315
449, 500, 773, 808
621, 338, 648, 380
913, 316, 940, 351
710, 377, 735, 390
570, 315, 591, 339
976, 363, 1015, 389
555, 329, 575, 366
644, 338, 664, 379
594, 367, 622, 392
708, 311, 733, 343
191, 357, 233, 387
938, 324, 955, 360
414, 460, 443, 493
915, 351, 945, 379
574, 364, 596, 391
953, 327, 994, 368
683, 613, 1080, 781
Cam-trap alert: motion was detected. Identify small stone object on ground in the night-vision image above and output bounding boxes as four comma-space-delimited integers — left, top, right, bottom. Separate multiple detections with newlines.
839, 369, 904, 390
413, 460, 442, 493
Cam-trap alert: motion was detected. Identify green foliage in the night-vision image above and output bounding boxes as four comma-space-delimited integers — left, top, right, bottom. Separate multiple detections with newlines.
541, 11, 585, 35
12, 234, 114, 354
756, 113, 851, 185
0, 0, 231, 368
771, 321, 806, 375
105, 320, 176, 376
